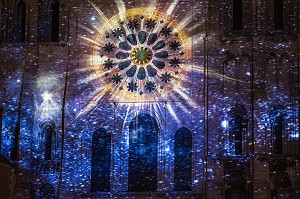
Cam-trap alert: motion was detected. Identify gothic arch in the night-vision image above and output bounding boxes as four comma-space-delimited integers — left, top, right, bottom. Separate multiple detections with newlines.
269, 105, 286, 154
39, 183, 55, 199
225, 175, 247, 199
228, 104, 248, 155
40, 119, 56, 160
91, 128, 111, 192
128, 113, 158, 192
272, 174, 293, 198
174, 127, 192, 191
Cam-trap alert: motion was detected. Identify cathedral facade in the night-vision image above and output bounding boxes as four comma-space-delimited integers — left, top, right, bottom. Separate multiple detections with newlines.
0, 0, 299, 198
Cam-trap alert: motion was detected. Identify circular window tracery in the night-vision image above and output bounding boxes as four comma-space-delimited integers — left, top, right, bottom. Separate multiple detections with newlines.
92, 8, 189, 100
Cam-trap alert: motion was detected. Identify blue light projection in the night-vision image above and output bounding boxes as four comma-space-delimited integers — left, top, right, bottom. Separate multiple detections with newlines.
0, 0, 299, 198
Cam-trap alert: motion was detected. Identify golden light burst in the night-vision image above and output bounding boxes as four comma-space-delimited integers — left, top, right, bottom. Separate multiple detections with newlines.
70, 0, 245, 123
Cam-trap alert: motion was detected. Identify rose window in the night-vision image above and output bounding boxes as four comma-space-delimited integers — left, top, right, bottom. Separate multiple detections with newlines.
93, 8, 188, 100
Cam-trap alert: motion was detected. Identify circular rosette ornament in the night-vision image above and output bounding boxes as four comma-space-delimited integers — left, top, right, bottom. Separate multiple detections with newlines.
92, 8, 190, 101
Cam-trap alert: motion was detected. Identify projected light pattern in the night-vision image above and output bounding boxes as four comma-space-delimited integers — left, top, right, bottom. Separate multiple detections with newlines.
0, 0, 299, 198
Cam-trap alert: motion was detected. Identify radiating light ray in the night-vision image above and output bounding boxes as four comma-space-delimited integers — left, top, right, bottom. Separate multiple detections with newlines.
88, 0, 113, 30
176, 11, 195, 32
166, 0, 180, 16
77, 73, 99, 84
79, 35, 103, 47
78, 23, 96, 34
147, 0, 158, 14
175, 86, 198, 107
183, 33, 203, 47
191, 65, 246, 83
72, 87, 108, 122
166, 103, 181, 124
115, 0, 126, 21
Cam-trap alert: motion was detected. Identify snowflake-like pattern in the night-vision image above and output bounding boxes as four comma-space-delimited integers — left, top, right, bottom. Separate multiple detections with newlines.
127, 81, 138, 92
145, 81, 156, 93
128, 19, 139, 30
161, 72, 171, 83
160, 26, 172, 37
112, 73, 123, 84
103, 59, 114, 70
97, 15, 186, 97
145, 19, 156, 29
169, 57, 180, 68
169, 41, 181, 51
112, 28, 124, 38
104, 42, 115, 53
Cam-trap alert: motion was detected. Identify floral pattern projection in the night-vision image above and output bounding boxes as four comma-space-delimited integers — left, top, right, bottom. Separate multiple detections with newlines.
88, 3, 194, 103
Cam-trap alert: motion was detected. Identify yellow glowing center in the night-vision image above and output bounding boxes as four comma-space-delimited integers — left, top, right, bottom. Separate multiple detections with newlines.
131, 47, 152, 65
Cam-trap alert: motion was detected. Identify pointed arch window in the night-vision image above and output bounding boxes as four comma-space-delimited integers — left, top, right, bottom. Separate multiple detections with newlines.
270, 106, 285, 155
128, 114, 158, 192
228, 104, 248, 155
174, 127, 192, 191
40, 183, 55, 199
91, 128, 111, 192
40, 120, 55, 160
225, 175, 247, 199
272, 175, 293, 198
16, 0, 26, 42
51, 0, 60, 42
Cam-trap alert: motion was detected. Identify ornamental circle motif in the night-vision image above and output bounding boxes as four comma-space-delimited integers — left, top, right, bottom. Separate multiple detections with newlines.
92, 8, 189, 100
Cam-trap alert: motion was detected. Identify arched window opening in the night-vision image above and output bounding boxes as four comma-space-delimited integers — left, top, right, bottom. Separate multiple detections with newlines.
274, 0, 283, 29
174, 127, 192, 191
272, 175, 293, 198
16, 0, 26, 42
232, 0, 242, 30
40, 183, 55, 199
51, 0, 59, 42
91, 128, 111, 192
128, 114, 158, 192
44, 125, 53, 160
229, 115, 243, 155
40, 120, 55, 160
270, 106, 285, 155
225, 175, 247, 199
228, 104, 248, 155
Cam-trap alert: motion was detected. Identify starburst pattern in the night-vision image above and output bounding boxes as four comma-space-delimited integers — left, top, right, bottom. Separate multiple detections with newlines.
104, 42, 115, 53
145, 81, 156, 92
112, 28, 124, 38
160, 26, 172, 37
145, 19, 156, 29
103, 59, 114, 70
112, 73, 123, 84
161, 72, 171, 83
128, 19, 139, 30
169, 57, 180, 68
127, 81, 138, 92
169, 41, 181, 51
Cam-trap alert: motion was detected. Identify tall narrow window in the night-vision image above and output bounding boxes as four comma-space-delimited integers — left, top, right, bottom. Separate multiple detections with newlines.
38, 1, 49, 42
228, 104, 247, 155
91, 128, 111, 192
40, 183, 55, 199
51, 0, 59, 42
44, 125, 53, 160
225, 175, 247, 199
128, 114, 158, 192
274, 0, 283, 29
271, 113, 284, 154
174, 127, 192, 191
273, 175, 293, 198
16, 0, 26, 42
229, 115, 243, 155
232, 0, 242, 30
